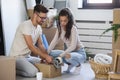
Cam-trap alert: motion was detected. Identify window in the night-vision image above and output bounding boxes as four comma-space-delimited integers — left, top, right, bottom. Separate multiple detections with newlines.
82, 0, 120, 9
87, 0, 112, 3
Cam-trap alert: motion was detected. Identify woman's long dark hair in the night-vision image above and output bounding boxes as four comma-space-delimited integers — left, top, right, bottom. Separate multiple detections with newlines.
57, 8, 74, 39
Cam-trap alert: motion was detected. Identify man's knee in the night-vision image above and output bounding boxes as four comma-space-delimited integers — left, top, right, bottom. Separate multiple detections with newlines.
24, 68, 38, 77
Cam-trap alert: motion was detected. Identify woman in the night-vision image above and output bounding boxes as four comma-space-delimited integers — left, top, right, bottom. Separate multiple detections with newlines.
48, 8, 86, 73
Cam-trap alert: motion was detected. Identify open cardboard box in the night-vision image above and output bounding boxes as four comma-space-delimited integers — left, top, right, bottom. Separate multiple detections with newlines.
35, 63, 61, 78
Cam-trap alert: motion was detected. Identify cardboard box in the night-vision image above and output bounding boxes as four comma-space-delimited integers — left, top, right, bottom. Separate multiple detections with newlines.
0, 56, 16, 80
113, 8, 120, 24
27, 9, 33, 18
42, 28, 64, 50
112, 8, 120, 73
35, 63, 61, 78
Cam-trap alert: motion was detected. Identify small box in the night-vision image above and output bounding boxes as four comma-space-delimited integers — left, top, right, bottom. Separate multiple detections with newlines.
0, 56, 16, 80
35, 63, 61, 78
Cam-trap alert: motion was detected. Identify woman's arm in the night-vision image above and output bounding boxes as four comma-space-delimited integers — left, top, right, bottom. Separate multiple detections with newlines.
48, 29, 60, 53
60, 27, 78, 57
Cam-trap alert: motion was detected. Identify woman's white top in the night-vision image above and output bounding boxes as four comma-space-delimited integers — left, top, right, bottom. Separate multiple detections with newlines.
48, 26, 84, 56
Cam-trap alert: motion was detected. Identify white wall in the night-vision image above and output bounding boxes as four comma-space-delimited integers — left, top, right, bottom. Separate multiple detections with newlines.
1, 0, 28, 56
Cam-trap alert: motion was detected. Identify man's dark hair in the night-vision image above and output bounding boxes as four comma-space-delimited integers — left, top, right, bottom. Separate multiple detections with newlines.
33, 4, 48, 13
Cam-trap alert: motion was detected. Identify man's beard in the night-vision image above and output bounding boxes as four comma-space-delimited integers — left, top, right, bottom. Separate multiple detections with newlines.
38, 21, 43, 25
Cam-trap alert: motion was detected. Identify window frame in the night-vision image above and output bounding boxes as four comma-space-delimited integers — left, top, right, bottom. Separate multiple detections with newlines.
82, 0, 120, 9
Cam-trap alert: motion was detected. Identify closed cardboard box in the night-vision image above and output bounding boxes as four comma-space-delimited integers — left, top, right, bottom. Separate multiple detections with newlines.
112, 8, 120, 73
0, 56, 16, 80
35, 63, 61, 78
113, 8, 120, 24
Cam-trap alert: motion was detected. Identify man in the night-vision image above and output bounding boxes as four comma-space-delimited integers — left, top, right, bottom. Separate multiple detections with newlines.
9, 4, 52, 77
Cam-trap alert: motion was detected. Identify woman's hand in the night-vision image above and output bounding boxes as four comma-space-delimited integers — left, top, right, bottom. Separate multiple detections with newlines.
65, 53, 71, 59
60, 53, 71, 59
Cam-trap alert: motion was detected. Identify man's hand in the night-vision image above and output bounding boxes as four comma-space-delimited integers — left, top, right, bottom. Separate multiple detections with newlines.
45, 55, 53, 63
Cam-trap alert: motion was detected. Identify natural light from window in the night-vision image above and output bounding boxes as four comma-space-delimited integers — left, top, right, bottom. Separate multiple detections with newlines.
87, 0, 112, 3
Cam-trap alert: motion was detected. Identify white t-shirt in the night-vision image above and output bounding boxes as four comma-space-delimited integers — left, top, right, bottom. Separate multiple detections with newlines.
9, 20, 42, 57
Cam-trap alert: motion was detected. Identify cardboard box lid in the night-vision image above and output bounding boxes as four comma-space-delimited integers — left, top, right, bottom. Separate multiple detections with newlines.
0, 56, 15, 61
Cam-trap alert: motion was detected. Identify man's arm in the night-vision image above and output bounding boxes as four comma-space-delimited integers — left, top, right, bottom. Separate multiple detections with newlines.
37, 37, 48, 54
23, 35, 52, 63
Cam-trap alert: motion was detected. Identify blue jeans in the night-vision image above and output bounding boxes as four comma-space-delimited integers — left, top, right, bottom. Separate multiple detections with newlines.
49, 48, 86, 67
